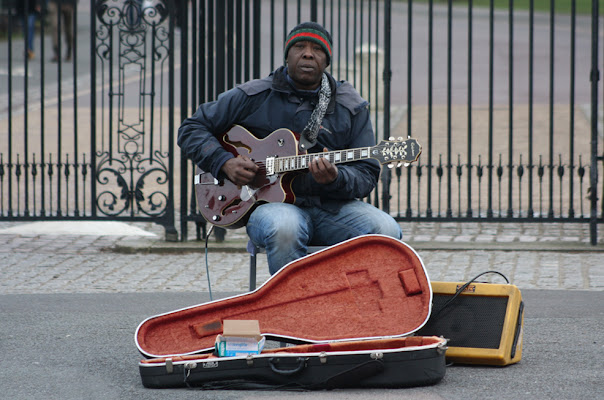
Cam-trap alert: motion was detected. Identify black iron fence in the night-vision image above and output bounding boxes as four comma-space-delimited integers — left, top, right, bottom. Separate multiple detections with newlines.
1, 0, 603, 244
386, 1, 603, 245
385, 2, 602, 224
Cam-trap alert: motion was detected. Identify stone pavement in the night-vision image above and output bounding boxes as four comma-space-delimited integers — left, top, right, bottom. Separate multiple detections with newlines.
0, 221, 602, 295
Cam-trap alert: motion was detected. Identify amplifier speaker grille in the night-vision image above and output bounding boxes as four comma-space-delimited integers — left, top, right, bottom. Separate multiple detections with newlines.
417, 282, 523, 366
420, 294, 508, 349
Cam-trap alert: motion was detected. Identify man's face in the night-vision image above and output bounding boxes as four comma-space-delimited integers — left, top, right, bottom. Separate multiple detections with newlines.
286, 40, 328, 90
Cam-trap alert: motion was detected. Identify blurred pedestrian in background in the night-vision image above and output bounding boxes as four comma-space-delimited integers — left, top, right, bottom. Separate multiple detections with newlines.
16, 0, 42, 60
47, 0, 78, 62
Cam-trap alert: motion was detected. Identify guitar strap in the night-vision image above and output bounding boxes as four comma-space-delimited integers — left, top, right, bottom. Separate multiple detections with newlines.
298, 73, 331, 151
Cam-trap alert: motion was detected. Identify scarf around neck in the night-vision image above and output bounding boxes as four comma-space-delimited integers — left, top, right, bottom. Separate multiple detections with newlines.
296, 73, 332, 151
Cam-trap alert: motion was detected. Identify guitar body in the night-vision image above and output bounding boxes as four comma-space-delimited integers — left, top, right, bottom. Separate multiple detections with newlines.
194, 126, 302, 228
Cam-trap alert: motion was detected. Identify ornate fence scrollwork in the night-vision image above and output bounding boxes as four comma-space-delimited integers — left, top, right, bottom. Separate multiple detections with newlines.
94, 0, 173, 220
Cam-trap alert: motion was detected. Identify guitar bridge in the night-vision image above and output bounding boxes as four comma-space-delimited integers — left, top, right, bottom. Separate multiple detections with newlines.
265, 157, 275, 176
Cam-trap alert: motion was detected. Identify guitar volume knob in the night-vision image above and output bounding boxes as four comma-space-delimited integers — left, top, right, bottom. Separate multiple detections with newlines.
212, 215, 221, 221
218, 195, 226, 201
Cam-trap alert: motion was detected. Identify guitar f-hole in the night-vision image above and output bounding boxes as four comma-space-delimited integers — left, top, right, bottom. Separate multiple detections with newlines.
221, 198, 243, 216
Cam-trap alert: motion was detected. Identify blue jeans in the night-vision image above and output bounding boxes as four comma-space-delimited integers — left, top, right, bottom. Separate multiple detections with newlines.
246, 201, 403, 274
24, 14, 36, 52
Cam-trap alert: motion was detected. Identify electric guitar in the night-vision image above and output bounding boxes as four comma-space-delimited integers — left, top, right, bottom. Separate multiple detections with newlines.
194, 125, 422, 228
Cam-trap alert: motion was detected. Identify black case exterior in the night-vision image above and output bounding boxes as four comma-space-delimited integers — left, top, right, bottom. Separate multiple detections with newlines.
139, 342, 447, 389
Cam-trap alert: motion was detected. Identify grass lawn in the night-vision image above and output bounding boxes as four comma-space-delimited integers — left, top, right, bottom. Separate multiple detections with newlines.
404, 0, 603, 15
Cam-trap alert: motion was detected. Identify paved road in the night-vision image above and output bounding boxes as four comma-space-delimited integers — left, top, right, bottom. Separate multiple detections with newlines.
0, 283, 602, 400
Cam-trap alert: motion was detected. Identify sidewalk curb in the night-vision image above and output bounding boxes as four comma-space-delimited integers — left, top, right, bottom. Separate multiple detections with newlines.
104, 238, 604, 254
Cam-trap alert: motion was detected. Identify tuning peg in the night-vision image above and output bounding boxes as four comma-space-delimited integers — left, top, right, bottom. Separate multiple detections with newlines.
404, 162, 410, 167
388, 136, 395, 141
388, 163, 395, 169
397, 137, 403, 141
397, 162, 403, 168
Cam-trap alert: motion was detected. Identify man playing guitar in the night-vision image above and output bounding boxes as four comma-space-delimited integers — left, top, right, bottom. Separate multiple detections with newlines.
178, 22, 403, 274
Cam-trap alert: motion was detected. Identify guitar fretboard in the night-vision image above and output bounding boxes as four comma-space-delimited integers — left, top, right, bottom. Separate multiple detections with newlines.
266, 147, 371, 175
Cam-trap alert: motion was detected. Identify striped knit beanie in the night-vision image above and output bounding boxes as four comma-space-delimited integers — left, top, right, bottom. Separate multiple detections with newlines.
284, 22, 333, 66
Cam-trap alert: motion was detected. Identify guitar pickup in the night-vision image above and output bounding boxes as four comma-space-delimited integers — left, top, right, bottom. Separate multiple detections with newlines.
265, 157, 275, 176
195, 174, 221, 186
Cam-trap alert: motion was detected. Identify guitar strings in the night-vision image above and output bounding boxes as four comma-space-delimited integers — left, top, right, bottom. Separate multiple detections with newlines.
249, 147, 374, 174
241, 140, 408, 173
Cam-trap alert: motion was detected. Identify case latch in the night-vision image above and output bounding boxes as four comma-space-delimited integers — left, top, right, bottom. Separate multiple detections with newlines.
184, 362, 197, 370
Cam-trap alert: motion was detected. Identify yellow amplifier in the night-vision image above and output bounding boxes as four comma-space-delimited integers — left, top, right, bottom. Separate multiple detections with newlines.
417, 280, 524, 366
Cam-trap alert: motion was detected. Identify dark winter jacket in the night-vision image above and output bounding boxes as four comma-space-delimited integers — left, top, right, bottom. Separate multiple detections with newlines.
178, 66, 380, 212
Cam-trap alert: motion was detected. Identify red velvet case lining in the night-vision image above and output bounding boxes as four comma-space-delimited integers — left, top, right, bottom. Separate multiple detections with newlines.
136, 235, 432, 357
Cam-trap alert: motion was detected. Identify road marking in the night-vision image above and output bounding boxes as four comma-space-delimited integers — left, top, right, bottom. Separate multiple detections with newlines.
0, 66, 34, 77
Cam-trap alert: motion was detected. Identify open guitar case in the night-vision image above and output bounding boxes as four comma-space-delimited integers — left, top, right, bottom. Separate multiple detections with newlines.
135, 235, 448, 390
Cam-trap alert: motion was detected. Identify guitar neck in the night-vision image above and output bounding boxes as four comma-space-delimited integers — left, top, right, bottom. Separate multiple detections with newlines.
266, 147, 372, 175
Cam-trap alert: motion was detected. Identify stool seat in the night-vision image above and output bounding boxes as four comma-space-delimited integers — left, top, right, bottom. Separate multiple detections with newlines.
247, 241, 327, 291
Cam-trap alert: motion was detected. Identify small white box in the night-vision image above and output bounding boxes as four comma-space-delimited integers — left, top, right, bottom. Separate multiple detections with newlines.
215, 320, 265, 357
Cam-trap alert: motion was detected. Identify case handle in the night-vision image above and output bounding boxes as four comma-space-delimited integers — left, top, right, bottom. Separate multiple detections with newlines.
268, 357, 306, 376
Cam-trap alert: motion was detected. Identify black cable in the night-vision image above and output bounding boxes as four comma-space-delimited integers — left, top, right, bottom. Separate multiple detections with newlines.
204, 225, 215, 301
432, 270, 509, 319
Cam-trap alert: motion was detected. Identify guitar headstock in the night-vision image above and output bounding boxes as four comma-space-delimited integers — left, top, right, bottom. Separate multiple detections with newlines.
371, 137, 422, 167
